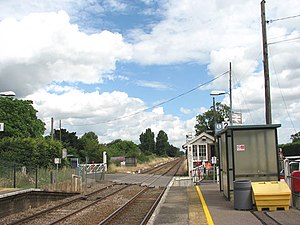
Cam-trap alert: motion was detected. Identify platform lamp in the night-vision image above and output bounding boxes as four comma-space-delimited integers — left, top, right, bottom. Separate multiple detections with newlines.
209, 91, 230, 167
210, 90, 232, 125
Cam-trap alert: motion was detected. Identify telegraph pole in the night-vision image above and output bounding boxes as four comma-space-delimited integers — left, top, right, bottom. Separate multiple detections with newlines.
59, 120, 62, 142
261, 0, 272, 124
229, 62, 232, 125
50, 117, 54, 140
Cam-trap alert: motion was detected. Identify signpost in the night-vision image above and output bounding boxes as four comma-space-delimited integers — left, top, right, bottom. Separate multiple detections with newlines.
54, 158, 61, 179
212, 156, 217, 183
0, 123, 4, 132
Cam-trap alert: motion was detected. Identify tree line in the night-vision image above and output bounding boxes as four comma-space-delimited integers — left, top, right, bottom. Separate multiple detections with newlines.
279, 131, 300, 157
0, 98, 181, 168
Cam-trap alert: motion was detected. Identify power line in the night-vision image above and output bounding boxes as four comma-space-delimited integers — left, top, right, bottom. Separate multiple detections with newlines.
230, 51, 262, 124
268, 36, 300, 45
70, 71, 229, 126
269, 48, 297, 134
267, 14, 300, 23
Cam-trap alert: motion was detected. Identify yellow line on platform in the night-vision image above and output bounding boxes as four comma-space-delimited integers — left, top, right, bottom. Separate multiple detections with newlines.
196, 186, 214, 225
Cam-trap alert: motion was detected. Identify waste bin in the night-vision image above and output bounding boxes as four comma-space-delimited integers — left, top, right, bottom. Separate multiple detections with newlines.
234, 180, 253, 210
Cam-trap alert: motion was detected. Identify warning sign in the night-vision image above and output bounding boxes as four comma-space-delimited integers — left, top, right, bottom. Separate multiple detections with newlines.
237, 145, 245, 151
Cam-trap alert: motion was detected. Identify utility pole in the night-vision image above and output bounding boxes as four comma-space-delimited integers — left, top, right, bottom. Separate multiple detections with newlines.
50, 117, 54, 140
229, 62, 233, 125
59, 120, 62, 142
261, 0, 272, 124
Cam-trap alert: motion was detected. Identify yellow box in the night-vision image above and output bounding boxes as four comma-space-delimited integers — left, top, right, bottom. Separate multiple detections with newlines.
252, 181, 291, 211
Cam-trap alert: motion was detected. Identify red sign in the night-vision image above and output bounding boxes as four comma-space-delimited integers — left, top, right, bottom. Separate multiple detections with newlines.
237, 145, 245, 151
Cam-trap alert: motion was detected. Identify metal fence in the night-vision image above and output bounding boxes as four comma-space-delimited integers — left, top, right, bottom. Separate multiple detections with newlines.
0, 160, 106, 192
280, 157, 300, 209
0, 160, 74, 189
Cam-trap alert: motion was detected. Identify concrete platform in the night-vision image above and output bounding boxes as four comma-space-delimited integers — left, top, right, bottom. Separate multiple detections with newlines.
0, 188, 77, 218
150, 179, 300, 225
148, 177, 205, 225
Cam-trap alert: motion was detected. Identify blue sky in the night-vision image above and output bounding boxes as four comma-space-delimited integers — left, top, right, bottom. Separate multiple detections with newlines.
0, 0, 300, 147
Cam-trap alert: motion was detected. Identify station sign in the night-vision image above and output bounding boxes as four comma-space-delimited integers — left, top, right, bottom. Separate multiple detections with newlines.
232, 112, 242, 124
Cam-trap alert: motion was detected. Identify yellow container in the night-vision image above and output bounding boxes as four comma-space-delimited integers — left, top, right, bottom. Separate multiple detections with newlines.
252, 181, 291, 211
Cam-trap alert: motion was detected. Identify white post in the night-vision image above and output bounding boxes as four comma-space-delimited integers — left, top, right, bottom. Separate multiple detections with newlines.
103, 151, 107, 172
284, 159, 290, 186
188, 148, 193, 177
216, 166, 219, 184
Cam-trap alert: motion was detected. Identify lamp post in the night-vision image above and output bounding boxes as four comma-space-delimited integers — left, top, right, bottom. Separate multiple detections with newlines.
210, 90, 232, 125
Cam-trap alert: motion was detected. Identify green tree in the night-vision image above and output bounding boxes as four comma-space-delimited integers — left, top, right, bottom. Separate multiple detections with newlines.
194, 102, 230, 136
291, 131, 300, 143
156, 130, 169, 156
0, 98, 45, 138
139, 128, 156, 155
79, 131, 102, 162
0, 137, 62, 167
49, 128, 81, 159
107, 139, 140, 158
166, 144, 180, 157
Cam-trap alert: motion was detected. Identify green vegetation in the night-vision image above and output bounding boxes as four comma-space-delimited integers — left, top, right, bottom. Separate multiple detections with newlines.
0, 98, 181, 169
194, 102, 230, 136
279, 131, 300, 157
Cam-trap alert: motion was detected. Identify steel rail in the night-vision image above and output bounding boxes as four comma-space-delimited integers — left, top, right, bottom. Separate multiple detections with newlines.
98, 187, 149, 225
98, 158, 183, 225
139, 158, 178, 174
47, 185, 131, 225
7, 184, 123, 225
250, 211, 283, 225
140, 186, 167, 225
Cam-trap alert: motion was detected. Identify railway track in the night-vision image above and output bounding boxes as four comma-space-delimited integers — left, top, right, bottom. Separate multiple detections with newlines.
6, 184, 140, 225
251, 210, 287, 225
2, 157, 184, 225
98, 187, 164, 225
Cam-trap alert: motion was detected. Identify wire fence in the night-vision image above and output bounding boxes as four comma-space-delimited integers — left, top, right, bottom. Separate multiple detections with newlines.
0, 160, 75, 190
0, 160, 106, 193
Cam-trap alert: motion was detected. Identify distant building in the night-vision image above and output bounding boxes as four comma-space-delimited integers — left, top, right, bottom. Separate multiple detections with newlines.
182, 132, 215, 177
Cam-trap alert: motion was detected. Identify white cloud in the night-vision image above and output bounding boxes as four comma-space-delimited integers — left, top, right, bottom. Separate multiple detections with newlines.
136, 80, 171, 90
180, 107, 191, 114
26, 87, 193, 148
131, 0, 261, 65
1, 0, 300, 147
152, 107, 164, 115
0, 11, 132, 97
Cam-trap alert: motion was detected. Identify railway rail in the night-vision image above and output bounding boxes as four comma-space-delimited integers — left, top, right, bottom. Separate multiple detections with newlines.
2, 157, 184, 225
98, 186, 164, 225
251, 210, 288, 225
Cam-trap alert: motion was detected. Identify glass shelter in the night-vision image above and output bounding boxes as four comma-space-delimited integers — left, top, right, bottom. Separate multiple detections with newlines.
217, 124, 281, 200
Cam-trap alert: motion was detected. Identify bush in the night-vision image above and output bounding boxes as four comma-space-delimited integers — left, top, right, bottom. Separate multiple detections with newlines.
280, 142, 300, 157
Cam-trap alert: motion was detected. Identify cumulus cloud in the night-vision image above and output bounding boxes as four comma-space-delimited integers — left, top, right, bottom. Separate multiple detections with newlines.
180, 107, 191, 114
0, 11, 132, 97
26, 87, 191, 147
1, 0, 299, 147
136, 80, 171, 90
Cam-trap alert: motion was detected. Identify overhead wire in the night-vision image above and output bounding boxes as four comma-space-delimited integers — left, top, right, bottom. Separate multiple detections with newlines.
230, 51, 263, 124
267, 14, 300, 23
268, 48, 297, 134
268, 36, 300, 45
70, 71, 229, 126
